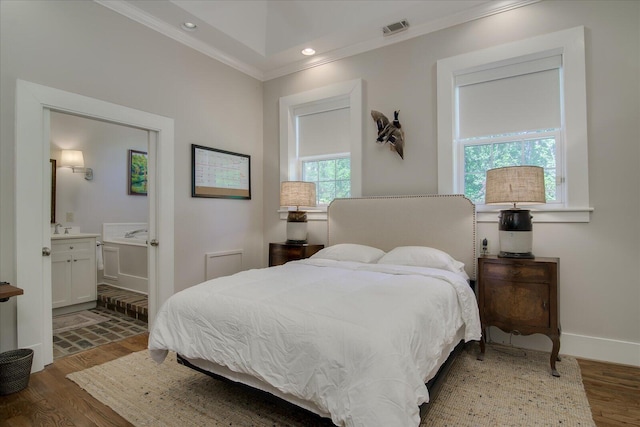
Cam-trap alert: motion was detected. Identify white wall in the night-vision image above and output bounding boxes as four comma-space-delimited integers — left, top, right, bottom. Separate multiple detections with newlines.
263, 1, 640, 365
50, 111, 148, 234
0, 0, 263, 351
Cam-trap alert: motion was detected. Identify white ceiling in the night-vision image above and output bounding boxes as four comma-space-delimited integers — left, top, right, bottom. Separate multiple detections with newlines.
96, 0, 539, 81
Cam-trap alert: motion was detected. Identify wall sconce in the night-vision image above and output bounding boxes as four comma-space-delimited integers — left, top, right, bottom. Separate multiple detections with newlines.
60, 150, 93, 180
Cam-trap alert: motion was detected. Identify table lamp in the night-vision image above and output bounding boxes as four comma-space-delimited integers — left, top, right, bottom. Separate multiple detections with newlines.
280, 181, 316, 244
485, 166, 546, 258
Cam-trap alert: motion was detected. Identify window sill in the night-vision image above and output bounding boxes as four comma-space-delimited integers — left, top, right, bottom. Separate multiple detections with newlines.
476, 207, 593, 223
279, 208, 328, 221
279, 207, 594, 223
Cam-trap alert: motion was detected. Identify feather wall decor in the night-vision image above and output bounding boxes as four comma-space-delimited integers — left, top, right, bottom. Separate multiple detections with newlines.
371, 110, 404, 159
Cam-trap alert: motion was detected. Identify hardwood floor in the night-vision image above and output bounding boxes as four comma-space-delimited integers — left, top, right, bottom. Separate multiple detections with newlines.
1, 335, 638, 426
1, 334, 148, 427
578, 358, 640, 427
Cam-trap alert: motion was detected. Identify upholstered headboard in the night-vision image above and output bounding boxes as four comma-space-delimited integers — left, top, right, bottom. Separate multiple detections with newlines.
327, 195, 476, 280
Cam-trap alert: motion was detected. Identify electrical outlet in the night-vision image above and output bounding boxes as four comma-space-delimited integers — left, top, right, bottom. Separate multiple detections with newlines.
66, 212, 74, 222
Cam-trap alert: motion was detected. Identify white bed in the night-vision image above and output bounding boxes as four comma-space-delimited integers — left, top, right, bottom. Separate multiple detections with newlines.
149, 195, 481, 427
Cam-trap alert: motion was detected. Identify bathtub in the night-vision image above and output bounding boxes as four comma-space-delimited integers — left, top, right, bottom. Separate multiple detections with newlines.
101, 223, 148, 294
107, 233, 148, 247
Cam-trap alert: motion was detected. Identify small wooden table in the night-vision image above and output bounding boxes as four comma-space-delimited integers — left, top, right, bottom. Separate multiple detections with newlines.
477, 256, 561, 376
269, 242, 324, 267
0, 283, 24, 302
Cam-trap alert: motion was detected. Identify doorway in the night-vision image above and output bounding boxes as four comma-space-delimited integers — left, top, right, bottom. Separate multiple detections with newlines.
49, 111, 150, 359
15, 80, 175, 372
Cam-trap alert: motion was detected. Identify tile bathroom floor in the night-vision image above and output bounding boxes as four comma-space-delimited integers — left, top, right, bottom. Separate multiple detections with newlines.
52, 286, 148, 360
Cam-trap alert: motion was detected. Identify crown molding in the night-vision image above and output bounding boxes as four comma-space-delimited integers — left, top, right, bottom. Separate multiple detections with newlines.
95, 0, 540, 82
94, 0, 265, 81
263, 0, 541, 81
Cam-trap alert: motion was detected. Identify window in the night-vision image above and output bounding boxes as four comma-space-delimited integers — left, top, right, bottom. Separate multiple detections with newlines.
456, 55, 563, 205
295, 103, 351, 206
280, 79, 362, 216
463, 133, 560, 204
437, 26, 591, 222
302, 156, 351, 204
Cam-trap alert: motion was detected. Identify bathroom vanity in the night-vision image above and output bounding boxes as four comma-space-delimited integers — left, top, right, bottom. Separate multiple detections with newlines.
51, 233, 99, 314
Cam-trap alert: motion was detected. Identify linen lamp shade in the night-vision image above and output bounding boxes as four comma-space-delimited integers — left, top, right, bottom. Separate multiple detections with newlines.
60, 149, 93, 180
280, 181, 316, 209
485, 166, 546, 207
60, 150, 85, 168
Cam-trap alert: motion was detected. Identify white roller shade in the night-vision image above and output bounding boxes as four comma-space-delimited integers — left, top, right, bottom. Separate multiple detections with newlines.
457, 56, 561, 139
297, 107, 350, 157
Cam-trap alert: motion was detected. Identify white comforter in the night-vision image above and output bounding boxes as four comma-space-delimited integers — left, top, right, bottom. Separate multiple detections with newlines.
149, 259, 481, 427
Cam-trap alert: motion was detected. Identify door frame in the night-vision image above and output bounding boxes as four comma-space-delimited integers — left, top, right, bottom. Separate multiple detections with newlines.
16, 80, 174, 371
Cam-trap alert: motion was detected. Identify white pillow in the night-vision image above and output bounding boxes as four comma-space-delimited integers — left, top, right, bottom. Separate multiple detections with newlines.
310, 243, 386, 263
377, 246, 467, 276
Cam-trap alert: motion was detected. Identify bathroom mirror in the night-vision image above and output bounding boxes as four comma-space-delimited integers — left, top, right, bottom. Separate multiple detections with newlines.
50, 159, 56, 224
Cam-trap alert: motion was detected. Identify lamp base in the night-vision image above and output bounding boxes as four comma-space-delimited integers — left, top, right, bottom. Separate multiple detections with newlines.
498, 209, 535, 259
286, 213, 308, 244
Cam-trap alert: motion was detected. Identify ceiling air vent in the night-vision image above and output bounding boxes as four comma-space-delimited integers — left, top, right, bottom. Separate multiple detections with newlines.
382, 19, 409, 36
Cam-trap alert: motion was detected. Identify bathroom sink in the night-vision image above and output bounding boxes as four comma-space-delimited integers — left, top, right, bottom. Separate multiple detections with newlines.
51, 233, 100, 240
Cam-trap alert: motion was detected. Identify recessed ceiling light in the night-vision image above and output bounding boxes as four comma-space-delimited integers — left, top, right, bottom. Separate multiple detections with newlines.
301, 48, 316, 56
181, 22, 197, 31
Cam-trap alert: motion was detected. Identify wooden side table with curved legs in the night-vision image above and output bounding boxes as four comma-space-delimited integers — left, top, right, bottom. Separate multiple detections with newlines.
477, 256, 561, 377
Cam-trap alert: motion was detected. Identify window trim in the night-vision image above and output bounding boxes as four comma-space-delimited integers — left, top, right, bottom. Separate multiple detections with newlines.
279, 79, 363, 220
437, 26, 592, 222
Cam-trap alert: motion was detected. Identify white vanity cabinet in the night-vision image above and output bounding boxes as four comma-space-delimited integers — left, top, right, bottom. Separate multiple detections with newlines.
51, 235, 97, 309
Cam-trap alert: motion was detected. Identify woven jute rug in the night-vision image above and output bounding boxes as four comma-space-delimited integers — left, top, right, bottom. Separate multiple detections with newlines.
67, 344, 595, 426
424, 344, 595, 426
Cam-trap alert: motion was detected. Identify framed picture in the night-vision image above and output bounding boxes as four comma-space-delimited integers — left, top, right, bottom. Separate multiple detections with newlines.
128, 149, 148, 196
192, 144, 251, 199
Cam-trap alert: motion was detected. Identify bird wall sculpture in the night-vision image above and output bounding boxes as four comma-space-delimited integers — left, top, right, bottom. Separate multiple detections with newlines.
371, 110, 404, 159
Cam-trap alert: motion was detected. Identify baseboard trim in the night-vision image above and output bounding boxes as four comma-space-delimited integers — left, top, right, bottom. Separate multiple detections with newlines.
25, 342, 43, 373
486, 327, 640, 366
561, 332, 640, 367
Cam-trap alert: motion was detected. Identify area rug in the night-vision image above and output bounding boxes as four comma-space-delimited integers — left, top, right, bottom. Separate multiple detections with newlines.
424, 344, 595, 426
52, 310, 110, 334
66, 344, 595, 427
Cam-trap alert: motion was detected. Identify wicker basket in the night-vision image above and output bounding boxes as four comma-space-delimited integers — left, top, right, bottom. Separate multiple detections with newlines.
0, 348, 33, 395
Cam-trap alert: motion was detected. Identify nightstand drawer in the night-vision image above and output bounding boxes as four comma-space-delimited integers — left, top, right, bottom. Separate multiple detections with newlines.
482, 262, 550, 283
269, 243, 324, 267
270, 247, 306, 266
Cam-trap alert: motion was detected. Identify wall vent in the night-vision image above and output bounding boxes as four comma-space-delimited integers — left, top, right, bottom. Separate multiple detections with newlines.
382, 19, 409, 36
205, 250, 243, 281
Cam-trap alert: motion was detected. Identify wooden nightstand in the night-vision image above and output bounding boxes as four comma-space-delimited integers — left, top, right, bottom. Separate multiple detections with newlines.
269, 242, 324, 267
478, 255, 561, 376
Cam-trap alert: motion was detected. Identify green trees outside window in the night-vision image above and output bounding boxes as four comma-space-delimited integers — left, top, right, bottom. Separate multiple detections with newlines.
302, 157, 350, 205
463, 135, 557, 204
